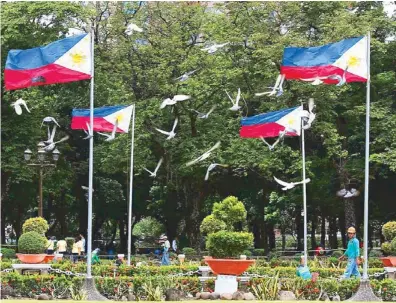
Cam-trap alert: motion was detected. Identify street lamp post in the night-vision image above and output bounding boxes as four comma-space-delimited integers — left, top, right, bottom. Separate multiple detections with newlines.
24, 142, 60, 218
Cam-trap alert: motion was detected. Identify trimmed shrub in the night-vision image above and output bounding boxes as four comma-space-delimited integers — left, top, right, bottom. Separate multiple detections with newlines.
200, 214, 226, 235
18, 231, 47, 254
181, 247, 196, 256
369, 249, 383, 258
242, 249, 252, 256
382, 221, 396, 241
253, 249, 265, 256
332, 250, 344, 258
22, 217, 49, 235
206, 231, 254, 258
212, 196, 247, 227
382, 242, 392, 255
0, 247, 16, 259
65, 237, 75, 253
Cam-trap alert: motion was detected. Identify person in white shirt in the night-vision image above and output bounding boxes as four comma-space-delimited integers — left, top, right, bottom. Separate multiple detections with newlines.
79, 233, 86, 255
161, 236, 171, 265
172, 237, 178, 253
56, 239, 67, 254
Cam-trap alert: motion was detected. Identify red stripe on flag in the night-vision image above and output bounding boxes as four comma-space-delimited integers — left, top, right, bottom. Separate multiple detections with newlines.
240, 123, 298, 138
71, 117, 126, 133
5, 63, 91, 90
280, 66, 367, 83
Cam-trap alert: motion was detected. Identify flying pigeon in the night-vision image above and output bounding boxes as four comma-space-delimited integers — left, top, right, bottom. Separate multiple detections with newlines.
201, 42, 229, 54
155, 118, 178, 140
186, 141, 221, 167
11, 98, 31, 115
98, 119, 118, 141
260, 130, 287, 151
143, 158, 164, 177
255, 74, 285, 97
226, 88, 241, 111
44, 125, 57, 145
273, 176, 311, 191
41, 116, 60, 127
160, 95, 191, 109
43, 135, 70, 152
82, 185, 94, 192
175, 69, 199, 82
125, 23, 143, 35
336, 188, 360, 198
192, 105, 217, 119
329, 66, 348, 86
83, 122, 93, 140
302, 98, 316, 130
205, 163, 228, 181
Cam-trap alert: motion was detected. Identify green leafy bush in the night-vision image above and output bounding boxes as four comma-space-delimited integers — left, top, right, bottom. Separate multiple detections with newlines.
206, 231, 254, 258
181, 247, 196, 256
18, 231, 47, 254
212, 196, 247, 227
22, 217, 49, 235
382, 242, 392, 255
200, 214, 226, 235
253, 249, 265, 256
65, 237, 75, 253
332, 250, 344, 258
0, 247, 16, 259
243, 249, 253, 256
369, 249, 383, 258
382, 221, 396, 241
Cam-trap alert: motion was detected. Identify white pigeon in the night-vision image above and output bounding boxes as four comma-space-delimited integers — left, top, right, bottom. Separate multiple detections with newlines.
337, 188, 360, 198
143, 158, 164, 177
273, 176, 311, 191
302, 98, 316, 130
43, 135, 70, 152
201, 42, 229, 54
205, 163, 228, 181
160, 95, 191, 109
226, 88, 241, 111
83, 122, 93, 140
125, 23, 143, 35
155, 118, 178, 140
329, 67, 348, 86
11, 98, 31, 115
260, 130, 287, 151
82, 185, 94, 192
44, 125, 57, 145
97, 120, 118, 141
175, 69, 199, 82
186, 141, 221, 167
255, 74, 285, 97
192, 105, 217, 119
41, 116, 60, 127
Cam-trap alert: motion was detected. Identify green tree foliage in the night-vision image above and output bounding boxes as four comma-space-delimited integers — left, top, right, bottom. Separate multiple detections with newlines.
18, 231, 47, 254
2, 1, 396, 251
22, 217, 49, 235
133, 217, 165, 247
200, 214, 227, 235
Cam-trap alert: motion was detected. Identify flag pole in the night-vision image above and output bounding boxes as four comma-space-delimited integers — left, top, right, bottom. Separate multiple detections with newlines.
127, 104, 136, 266
362, 31, 371, 281
301, 111, 308, 267
86, 27, 95, 280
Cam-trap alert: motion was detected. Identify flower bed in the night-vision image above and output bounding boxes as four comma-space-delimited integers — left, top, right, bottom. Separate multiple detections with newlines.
2, 272, 396, 301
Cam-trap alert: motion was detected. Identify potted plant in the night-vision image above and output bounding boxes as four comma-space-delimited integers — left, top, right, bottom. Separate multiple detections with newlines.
380, 221, 396, 266
16, 217, 50, 264
200, 196, 255, 275
16, 231, 47, 263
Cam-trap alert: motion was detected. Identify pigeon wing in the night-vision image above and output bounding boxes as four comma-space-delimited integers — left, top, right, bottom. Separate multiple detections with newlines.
207, 141, 221, 153
206, 105, 217, 116
225, 90, 234, 105
173, 95, 191, 102
204, 166, 211, 181
236, 88, 241, 105
154, 158, 164, 174
143, 167, 154, 175
14, 105, 22, 115
274, 176, 291, 187
172, 118, 178, 132
155, 128, 171, 136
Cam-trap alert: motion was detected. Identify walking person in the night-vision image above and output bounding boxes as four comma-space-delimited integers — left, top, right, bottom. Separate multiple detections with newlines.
72, 236, 82, 263
339, 227, 361, 279
161, 236, 171, 266
46, 236, 55, 254
56, 238, 67, 255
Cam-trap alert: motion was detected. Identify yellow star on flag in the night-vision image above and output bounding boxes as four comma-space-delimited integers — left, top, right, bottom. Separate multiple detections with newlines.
69, 52, 86, 66
347, 56, 360, 67
115, 113, 123, 122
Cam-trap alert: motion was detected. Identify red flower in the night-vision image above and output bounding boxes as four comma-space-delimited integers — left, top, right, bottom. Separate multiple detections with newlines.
383, 288, 387, 291
314, 288, 319, 293
114, 288, 118, 293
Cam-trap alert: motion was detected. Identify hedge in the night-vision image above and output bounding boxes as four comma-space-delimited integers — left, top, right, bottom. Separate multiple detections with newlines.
2, 273, 396, 301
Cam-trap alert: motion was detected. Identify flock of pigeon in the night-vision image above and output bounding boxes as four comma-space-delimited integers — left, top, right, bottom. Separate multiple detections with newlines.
8, 23, 358, 197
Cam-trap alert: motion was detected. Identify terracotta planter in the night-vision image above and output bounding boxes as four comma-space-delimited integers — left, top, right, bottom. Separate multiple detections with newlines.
16, 253, 47, 264
381, 256, 396, 267
42, 255, 55, 263
205, 258, 255, 275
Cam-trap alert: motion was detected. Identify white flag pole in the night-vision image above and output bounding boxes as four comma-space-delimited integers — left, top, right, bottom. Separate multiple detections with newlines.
127, 104, 136, 266
362, 32, 371, 281
301, 110, 308, 267
86, 28, 95, 279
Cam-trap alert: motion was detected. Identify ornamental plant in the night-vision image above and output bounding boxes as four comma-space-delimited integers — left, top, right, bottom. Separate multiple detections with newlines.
22, 217, 49, 235
381, 221, 396, 255
200, 196, 253, 258
18, 231, 47, 254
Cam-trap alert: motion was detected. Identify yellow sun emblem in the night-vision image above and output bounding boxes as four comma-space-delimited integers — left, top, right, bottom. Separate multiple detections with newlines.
287, 117, 296, 126
347, 56, 360, 67
115, 114, 123, 122
69, 52, 86, 66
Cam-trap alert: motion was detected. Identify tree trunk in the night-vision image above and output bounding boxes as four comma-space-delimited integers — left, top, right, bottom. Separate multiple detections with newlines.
281, 230, 286, 252
338, 215, 347, 248
344, 199, 356, 229
119, 219, 126, 252
320, 214, 326, 247
267, 223, 275, 250
329, 217, 338, 249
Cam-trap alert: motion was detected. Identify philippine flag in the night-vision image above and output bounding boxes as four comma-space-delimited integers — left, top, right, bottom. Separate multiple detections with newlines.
280, 36, 368, 84
5, 34, 91, 90
71, 105, 134, 133
240, 106, 303, 138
